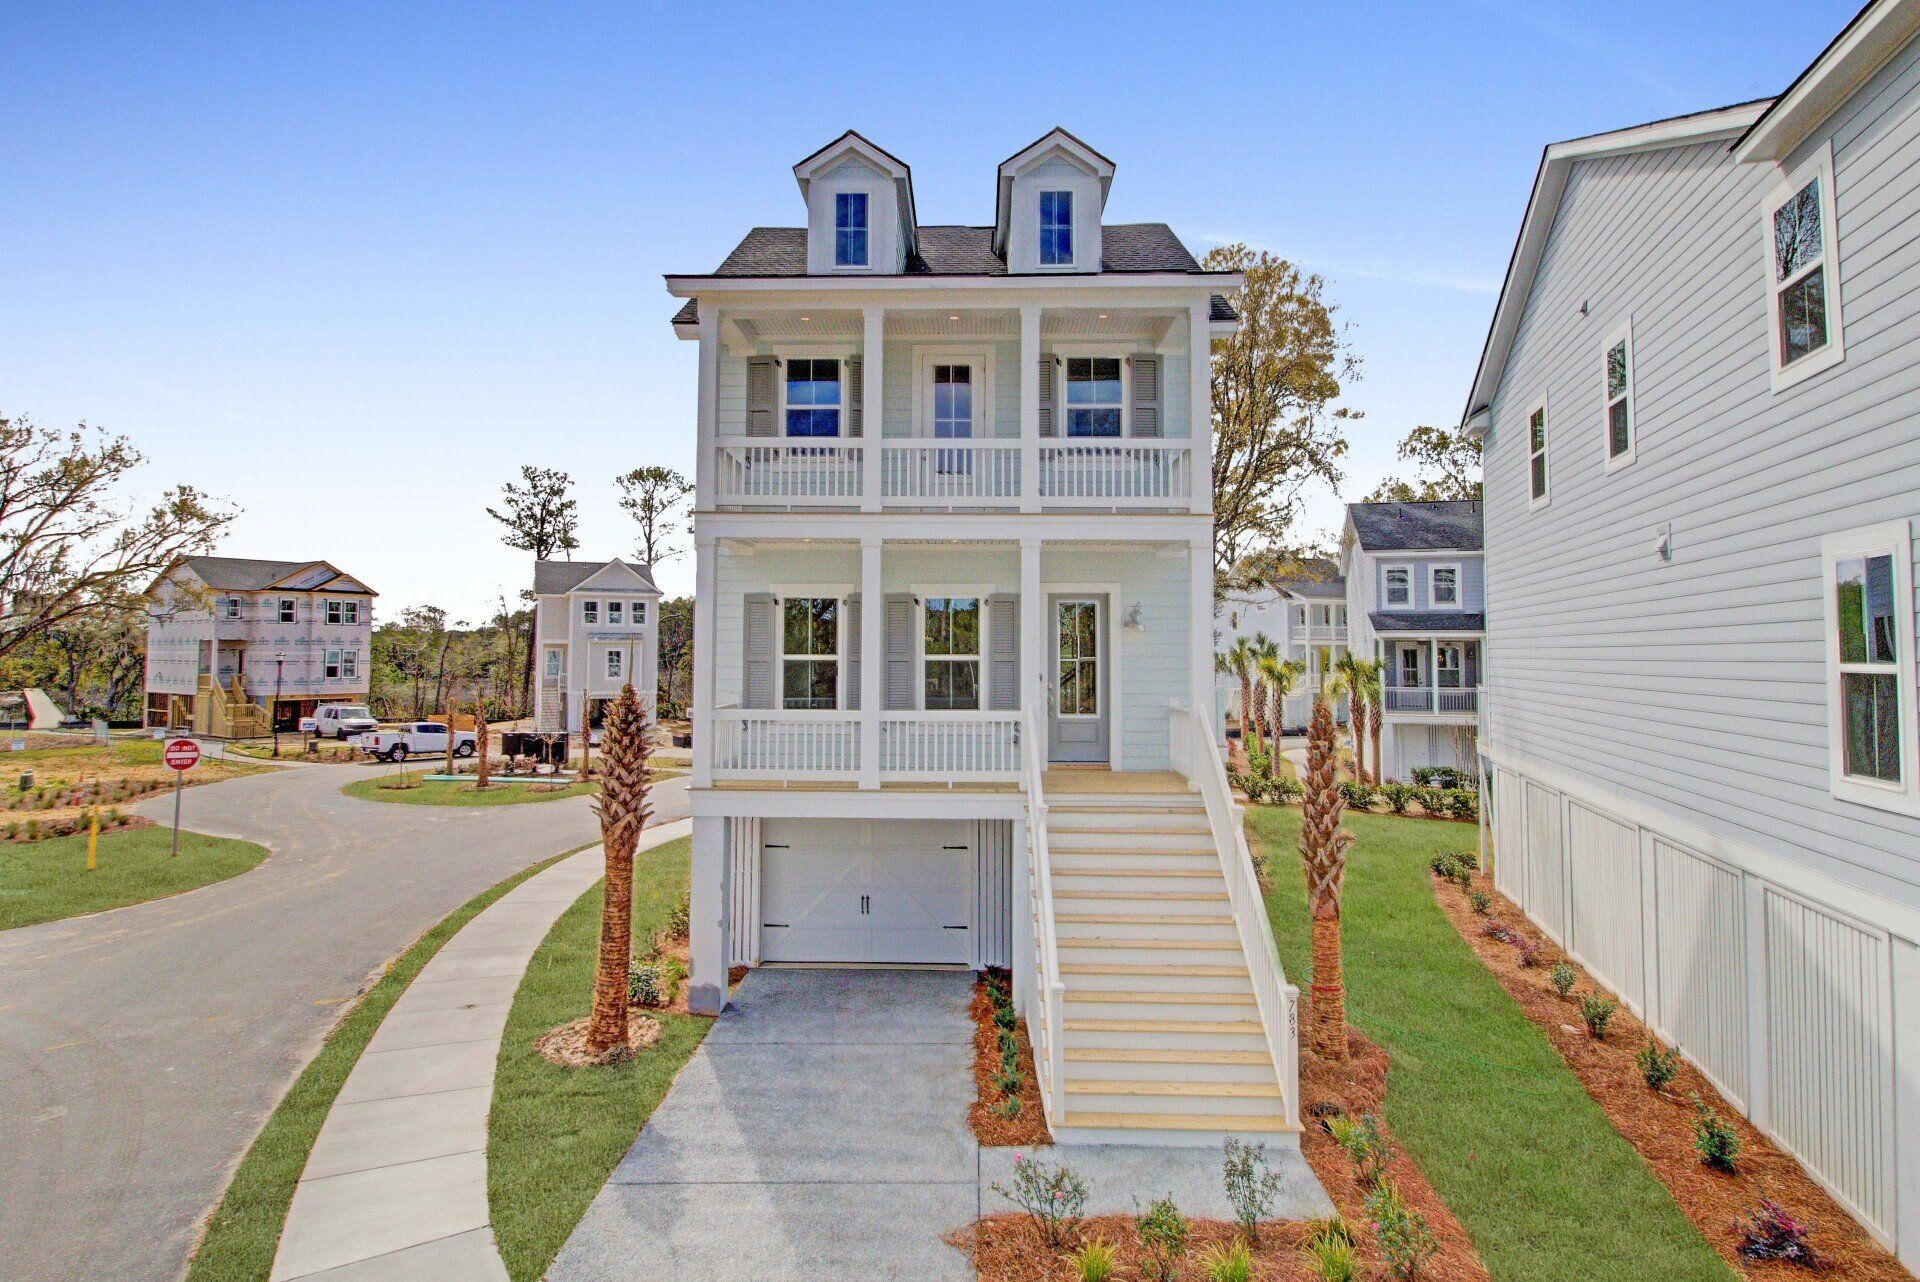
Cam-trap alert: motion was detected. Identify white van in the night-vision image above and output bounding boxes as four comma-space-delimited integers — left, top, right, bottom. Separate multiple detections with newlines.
308, 704, 379, 740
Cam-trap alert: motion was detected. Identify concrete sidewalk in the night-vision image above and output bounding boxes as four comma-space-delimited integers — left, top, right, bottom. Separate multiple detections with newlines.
269, 819, 693, 1282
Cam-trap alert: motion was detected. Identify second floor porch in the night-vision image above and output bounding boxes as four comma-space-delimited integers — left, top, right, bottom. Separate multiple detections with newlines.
1378, 634, 1483, 719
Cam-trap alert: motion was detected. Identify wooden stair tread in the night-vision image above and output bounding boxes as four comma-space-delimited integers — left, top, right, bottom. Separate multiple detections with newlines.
1058, 913, 1233, 926
1067, 1079, 1281, 1099
1066, 1047, 1270, 1065
1061, 1111, 1296, 1134
1052, 868, 1225, 879
1055, 890, 1228, 902
1050, 848, 1219, 858
1061, 964, 1248, 978
1065, 1018, 1264, 1035
1059, 938, 1239, 951
1065, 991, 1256, 1005
1046, 804, 1203, 815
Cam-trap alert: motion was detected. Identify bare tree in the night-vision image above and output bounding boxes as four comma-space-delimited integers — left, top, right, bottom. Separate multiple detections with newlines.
615, 466, 692, 567
1, 416, 233, 659
487, 466, 578, 713
586, 684, 652, 1055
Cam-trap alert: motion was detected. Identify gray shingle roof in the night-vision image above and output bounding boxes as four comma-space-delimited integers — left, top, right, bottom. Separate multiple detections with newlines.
1370, 610, 1486, 633
674, 291, 1235, 328
179, 556, 372, 593
533, 559, 660, 595
1347, 500, 1484, 552
1277, 578, 1346, 600
699, 222, 1207, 277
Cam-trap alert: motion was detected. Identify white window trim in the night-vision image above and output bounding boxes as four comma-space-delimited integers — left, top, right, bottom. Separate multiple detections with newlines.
632, 601, 649, 626
776, 347, 857, 439
1428, 562, 1463, 609
911, 346, 996, 440
219, 597, 242, 620
1383, 565, 1412, 608
1053, 594, 1104, 719
1820, 522, 1918, 815
1038, 188, 1076, 269
1054, 345, 1131, 438
1764, 142, 1845, 394
605, 647, 624, 680
324, 649, 342, 679
607, 599, 624, 625
278, 598, 296, 623
1526, 396, 1551, 510
777, 592, 846, 712
915, 590, 988, 712
581, 599, 599, 624
341, 650, 358, 680
544, 647, 564, 679
1602, 317, 1636, 471
832, 190, 871, 270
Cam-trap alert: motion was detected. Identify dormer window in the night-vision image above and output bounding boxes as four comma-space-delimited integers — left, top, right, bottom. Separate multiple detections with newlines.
1040, 190, 1073, 265
834, 192, 868, 267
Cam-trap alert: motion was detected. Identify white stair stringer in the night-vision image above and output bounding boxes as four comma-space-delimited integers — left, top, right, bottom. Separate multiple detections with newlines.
1040, 785, 1299, 1147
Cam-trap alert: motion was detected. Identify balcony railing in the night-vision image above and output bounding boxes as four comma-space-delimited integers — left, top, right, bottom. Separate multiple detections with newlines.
710, 711, 861, 780
1383, 687, 1480, 715
714, 439, 863, 505
1037, 441, 1193, 505
881, 441, 1022, 504
878, 712, 1022, 781
709, 708, 1022, 783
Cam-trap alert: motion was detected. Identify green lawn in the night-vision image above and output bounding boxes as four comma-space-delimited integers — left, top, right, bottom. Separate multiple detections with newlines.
1249, 805, 1735, 1282
489, 835, 706, 1281
0, 827, 270, 930
341, 772, 598, 806
186, 848, 581, 1282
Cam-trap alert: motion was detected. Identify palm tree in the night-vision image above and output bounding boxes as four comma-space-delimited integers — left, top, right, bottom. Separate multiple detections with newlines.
1247, 634, 1280, 754
1255, 654, 1304, 761
1298, 682, 1355, 1061
1360, 660, 1386, 786
585, 684, 654, 1056
1215, 637, 1261, 760
1333, 653, 1368, 783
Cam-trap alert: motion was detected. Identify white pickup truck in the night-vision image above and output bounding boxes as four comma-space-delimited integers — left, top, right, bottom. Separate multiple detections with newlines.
355, 721, 478, 763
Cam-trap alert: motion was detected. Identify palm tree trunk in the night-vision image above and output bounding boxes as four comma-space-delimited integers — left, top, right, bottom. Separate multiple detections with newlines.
1308, 911, 1347, 1060
1371, 706, 1384, 785
1351, 693, 1369, 784
586, 686, 652, 1055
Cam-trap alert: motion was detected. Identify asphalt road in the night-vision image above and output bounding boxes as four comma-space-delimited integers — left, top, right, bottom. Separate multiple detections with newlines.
0, 756, 689, 1282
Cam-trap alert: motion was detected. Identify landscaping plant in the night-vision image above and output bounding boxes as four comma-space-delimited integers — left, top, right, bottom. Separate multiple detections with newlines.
1303, 1219, 1359, 1281
1365, 1180, 1438, 1280
1549, 961, 1578, 999
1380, 781, 1414, 814
1691, 1094, 1740, 1172
1636, 1041, 1680, 1091
1513, 935, 1543, 967
1467, 888, 1491, 915
1221, 1136, 1284, 1241
1199, 1239, 1255, 1282
1578, 992, 1618, 1040
1735, 1197, 1821, 1266
473, 704, 491, 789
1298, 689, 1355, 1060
584, 684, 652, 1056
1326, 1112, 1391, 1187
1069, 1237, 1117, 1282
1338, 779, 1376, 811
992, 1156, 1087, 1249
1217, 636, 1262, 761
1133, 1196, 1189, 1282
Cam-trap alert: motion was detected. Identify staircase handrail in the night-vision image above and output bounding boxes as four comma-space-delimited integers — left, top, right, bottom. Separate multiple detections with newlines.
1021, 684, 1067, 1129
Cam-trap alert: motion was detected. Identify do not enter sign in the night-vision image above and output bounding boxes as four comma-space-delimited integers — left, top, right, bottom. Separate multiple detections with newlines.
164, 738, 201, 771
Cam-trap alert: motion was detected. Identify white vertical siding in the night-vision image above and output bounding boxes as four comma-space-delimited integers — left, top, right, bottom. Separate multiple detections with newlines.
974, 819, 1013, 968
1652, 838, 1750, 1107
1523, 781, 1568, 943
727, 816, 761, 967
1566, 802, 1644, 1014
1763, 889, 1895, 1238
1493, 767, 1526, 903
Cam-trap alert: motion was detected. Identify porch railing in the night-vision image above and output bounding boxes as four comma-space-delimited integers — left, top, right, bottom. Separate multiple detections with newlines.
1020, 688, 1067, 1130
879, 711, 1022, 781
1169, 698, 1301, 1131
709, 710, 861, 780
881, 441, 1022, 505
1038, 441, 1193, 505
713, 438, 863, 505
1384, 687, 1479, 715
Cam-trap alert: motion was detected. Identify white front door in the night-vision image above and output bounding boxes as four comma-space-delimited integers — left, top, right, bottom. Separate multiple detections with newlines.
758, 820, 972, 965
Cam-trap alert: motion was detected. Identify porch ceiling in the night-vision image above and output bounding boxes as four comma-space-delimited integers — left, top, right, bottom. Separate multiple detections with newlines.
723, 305, 1181, 345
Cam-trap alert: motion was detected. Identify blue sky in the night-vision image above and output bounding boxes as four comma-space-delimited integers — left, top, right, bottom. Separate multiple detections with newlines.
2, 1, 1857, 617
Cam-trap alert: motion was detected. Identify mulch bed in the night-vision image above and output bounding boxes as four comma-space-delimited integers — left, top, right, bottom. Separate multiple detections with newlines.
535, 1012, 662, 1067
967, 972, 1050, 1146
955, 1212, 1328, 1280
1434, 869, 1913, 1280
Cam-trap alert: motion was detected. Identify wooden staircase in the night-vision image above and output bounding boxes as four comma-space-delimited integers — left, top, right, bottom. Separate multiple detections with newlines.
1042, 780, 1296, 1145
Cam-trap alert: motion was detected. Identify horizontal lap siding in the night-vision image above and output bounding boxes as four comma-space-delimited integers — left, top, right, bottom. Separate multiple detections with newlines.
1566, 802, 1643, 1014
1041, 545, 1188, 771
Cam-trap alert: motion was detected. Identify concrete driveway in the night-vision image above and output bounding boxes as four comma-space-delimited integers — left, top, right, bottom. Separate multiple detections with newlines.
0, 755, 689, 1282
551, 968, 979, 1281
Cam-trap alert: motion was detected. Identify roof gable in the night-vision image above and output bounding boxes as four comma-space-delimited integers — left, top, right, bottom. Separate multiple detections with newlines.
1735, 0, 1920, 162
994, 128, 1115, 257
164, 555, 376, 595
572, 559, 660, 594
535, 558, 659, 596
792, 130, 918, 258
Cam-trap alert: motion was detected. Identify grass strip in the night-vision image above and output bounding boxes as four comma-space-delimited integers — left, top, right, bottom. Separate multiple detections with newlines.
341, 772, 597, 806
1, 828, 269, 931
1250, 804, 1735, 1282
185, 846, 587, 1281
489, 835, 706, 1281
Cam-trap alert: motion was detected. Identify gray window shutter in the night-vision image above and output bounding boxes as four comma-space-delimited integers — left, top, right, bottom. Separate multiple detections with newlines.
845, 595, 861, 710
746, 356, 778, 438
1036, 355, 1056, 437
845, 358, 863, 438
987, 594, 1019, 712
884, 594, 915, 711
1129, 355, 1160, 437
743, 593, 776, 709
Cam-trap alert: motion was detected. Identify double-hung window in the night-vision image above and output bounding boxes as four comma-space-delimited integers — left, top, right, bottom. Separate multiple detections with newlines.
834, 192, 868, 267
1039, 190, 1073, 265
326, 599, 358, 625
1431, 565, 1460, 608
785, 359, 842, 437
608, 600, 624, 626
1766, 147, 1843, 389
1822, 524, 1917, 813
341, 650, 358, 680
219, 597, 241, 620
1064, 357, 1122, 437
545, 648, 563, 679
324, 649, 342, 679
632, 602, 648, 626
1604, 321, 1634, 467
582, 599, 599, 624
1527, 401, 1549, 507
278, 598, 296, 623
605, 648, 623, 680
1384, 567, 1410, 607
923, 597, 981, 710
781, 597, 839, 710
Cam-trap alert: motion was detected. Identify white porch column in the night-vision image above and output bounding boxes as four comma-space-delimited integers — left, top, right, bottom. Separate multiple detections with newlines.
690, 532, 718, 789
1189, 538, 1215, 725
1019, 305, 1041, 513
687, 816, 729, 1015
695, 305, 720, 511
862, 307, 885, 511
859, 537, 883, 789
1188, 300, 1212, 516
1020, 538, 1044, 723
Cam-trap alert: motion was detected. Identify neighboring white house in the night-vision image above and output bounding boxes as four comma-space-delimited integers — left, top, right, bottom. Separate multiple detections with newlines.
144, 556, 376, 736
671, 128, 1302, 1145
1214, 578, 1348, 733
1339, 501, 1483, 778
1462, 0, 1920, 1262
531, 558, 662, 735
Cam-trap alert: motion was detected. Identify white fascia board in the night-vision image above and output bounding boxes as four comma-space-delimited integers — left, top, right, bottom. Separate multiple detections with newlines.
695, 511, 1211, 544
691, 787, 1023, 821
1734, 0, 1920, 164
664, 272, 1240, 299
1459, 101, 1771, 429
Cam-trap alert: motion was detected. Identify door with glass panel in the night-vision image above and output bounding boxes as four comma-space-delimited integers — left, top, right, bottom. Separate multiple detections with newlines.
931, 363, 973, 481
1048, 595, 1109, 763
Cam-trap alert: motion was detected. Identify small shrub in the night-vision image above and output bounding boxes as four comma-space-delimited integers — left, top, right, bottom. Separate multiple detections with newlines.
1450, 848, 1478, 872
1579, 992, 1618, 1040
1514, 936, 1543, 968
1134, 1197, 1189, 1282
1378, 781, 1415, 814
1411, 766, 1438, 786
1222, 1137, 1283, 1241
1480, 920, 1513, 943
25, 819, 38, 841
1325, 1113, 1390, 1188
1449, 864, 1473, 892
627, 963, 665, 1008
997, 1028, 1018, 1060
1467, 888, 1491, 915
992, 1156, 1087, 1249
1366, 1181, 1437, 1280
1413, 785, 1444, 815
1303, 1221, 1359, 1282
1736, 1198, 1821, 1266
1070, 1237, 1117, 1282
1199, 1239, 1254, 1282
993, 1003, 1016, 1032
1428, 852, 1461, 878
1272, 775, 1304, 803
995, 1095, 1021, 1119
1444, 788, 1479, 820
1337, 780, 1375, 811
1549, 962, 1578, 998
1636, 1042, 1680, 1091
663, 892, 691, 941
993, 1069, 1023, 1096
1692, 1095, 1740, 1172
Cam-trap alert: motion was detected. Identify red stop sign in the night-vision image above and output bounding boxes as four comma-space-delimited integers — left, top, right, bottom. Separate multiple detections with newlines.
163, 738, 201, 771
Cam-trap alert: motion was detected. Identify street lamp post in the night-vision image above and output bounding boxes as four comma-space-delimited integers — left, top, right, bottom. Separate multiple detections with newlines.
273, 652, 287, 758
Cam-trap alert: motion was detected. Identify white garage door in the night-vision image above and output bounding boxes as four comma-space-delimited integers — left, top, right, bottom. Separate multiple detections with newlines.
759, 819, 973, 965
